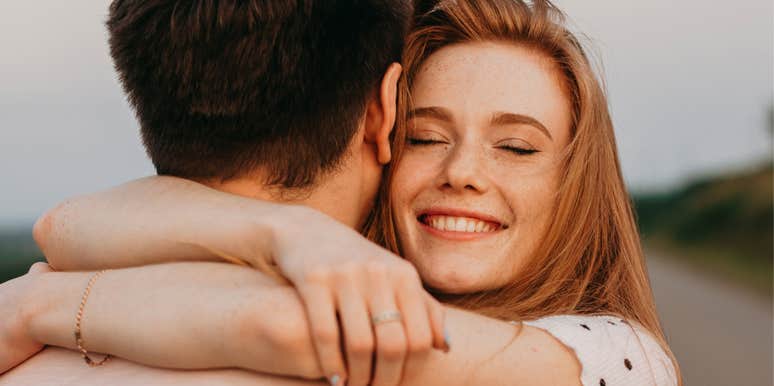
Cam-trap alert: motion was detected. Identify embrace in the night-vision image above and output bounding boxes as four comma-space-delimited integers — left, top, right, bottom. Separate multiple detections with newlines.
1, 0, 680, 385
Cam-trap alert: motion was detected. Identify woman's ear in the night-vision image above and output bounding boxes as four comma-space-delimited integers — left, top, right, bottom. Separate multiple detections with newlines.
365, 62, 402, 165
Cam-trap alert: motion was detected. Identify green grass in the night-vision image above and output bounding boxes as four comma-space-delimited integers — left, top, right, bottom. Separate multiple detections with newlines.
634, 163, 773, 297
0, 228, 44, 283
644, 237, 772, 297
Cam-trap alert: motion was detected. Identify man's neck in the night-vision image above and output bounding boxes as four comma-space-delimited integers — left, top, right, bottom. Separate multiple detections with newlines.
203, 171, 364, 230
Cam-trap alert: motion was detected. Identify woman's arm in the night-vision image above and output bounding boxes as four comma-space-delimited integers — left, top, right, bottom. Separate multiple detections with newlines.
34, 176, 283, 272
13, 262, 322, 379
34, 175, 449, 385
0, 264, 50, 373
10, 261, 580, 385
399, 310, 582, 386
32, 176, 580, 385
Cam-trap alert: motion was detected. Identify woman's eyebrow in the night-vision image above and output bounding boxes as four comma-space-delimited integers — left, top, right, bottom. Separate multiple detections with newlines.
408, 106, 453, 122
490, 112, 553, 140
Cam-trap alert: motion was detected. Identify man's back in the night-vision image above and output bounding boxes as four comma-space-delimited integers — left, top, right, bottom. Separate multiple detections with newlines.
1, 347, 324, 386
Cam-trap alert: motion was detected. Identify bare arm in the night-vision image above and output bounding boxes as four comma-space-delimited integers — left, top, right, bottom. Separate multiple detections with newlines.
2, 347, 326, 386
34, 176, 284, 272
400, 310, 581, 386
13, 262, 322, 379
31, 176, 578, 384
14, 261, 579, 386
34, 175, 452, 385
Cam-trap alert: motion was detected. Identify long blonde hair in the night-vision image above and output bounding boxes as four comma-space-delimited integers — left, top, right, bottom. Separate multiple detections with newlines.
365, 0, 680, 381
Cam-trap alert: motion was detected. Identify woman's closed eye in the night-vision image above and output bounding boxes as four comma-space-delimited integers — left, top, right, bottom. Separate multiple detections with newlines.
495, 139, 540, 156
408, 138, 444, 146
407, 130, 449, 146
497, 145, 539, 155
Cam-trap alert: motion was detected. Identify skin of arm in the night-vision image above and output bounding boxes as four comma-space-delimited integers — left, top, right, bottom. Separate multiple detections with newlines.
33, 176, 286, 273
1, 347, 326, 386
29, 176, 580, 384
33, 175, 450, 386
14, 262, 323, 379
13, 262, 580, 386
0, 266, 47, 373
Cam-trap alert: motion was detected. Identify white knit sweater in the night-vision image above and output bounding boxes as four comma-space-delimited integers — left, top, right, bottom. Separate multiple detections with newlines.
521, 315, 678, 386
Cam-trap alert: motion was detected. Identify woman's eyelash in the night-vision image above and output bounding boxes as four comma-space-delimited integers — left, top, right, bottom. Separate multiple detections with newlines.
407, 138, 443, 146
408, 138, 538, 155
499, 146, 539, 155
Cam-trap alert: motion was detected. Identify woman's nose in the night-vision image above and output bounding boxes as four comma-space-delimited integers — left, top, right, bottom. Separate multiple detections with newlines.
437, 143, 490, 193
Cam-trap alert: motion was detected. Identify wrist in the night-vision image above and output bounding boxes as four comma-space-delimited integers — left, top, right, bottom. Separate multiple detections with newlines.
17, 272, 54, 346
0, 274, 45, 372
229, 284, 322, 378
0, 271, 53, 350
248, 204, 314, 274
22, 271, 87, 350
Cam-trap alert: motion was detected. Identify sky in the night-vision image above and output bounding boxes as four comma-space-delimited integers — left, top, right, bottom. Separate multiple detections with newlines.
0, 1, 772, 225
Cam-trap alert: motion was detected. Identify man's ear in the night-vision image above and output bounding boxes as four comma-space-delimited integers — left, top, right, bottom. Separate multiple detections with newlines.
365, 62, 402, 165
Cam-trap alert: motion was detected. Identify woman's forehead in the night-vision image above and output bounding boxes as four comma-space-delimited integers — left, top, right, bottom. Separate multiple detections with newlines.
410, 41, 571, 134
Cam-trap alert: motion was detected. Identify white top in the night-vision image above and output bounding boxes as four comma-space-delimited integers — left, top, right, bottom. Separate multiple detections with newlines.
522, 314, 678, 386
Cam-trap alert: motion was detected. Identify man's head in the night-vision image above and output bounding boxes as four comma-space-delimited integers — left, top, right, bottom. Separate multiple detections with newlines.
107, 0, 412, 226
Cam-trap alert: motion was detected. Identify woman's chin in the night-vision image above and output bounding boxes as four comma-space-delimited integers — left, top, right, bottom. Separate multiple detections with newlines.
416, 265, 493, 295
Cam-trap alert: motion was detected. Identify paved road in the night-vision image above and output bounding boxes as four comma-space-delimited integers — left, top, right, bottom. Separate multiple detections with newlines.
648, 253, 773, 386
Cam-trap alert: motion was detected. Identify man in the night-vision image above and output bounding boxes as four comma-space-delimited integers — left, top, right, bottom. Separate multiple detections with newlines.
1, 0, 418, 384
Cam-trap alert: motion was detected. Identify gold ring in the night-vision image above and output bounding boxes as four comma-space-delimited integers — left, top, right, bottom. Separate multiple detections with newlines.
371, 310, 402, 325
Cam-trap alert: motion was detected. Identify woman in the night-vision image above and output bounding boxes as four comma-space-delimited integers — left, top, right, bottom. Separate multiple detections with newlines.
6, 1, 680, 385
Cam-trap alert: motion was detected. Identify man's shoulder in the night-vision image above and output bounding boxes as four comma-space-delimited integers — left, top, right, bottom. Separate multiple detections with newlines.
0, 347, 322, 386
1, 347, 217, 386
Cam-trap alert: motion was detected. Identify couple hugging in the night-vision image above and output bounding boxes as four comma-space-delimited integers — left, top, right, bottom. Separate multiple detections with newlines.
1, 0, 680, 385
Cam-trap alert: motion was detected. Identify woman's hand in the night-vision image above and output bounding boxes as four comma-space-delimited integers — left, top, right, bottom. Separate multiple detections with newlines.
271, 207, 449, 386
0, 262, 53, 373
31, 175, 448, 385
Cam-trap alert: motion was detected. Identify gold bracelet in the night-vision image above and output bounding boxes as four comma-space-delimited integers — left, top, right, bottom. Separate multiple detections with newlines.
74, 270, 111, 367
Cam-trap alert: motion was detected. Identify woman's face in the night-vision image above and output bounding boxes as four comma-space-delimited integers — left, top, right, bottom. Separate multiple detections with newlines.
391, 42, 573, 293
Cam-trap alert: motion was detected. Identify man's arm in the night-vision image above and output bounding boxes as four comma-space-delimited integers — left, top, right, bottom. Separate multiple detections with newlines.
1, 347, 326, 386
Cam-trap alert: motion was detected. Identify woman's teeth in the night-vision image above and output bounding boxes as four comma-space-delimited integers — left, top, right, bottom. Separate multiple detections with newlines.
424, 215, 497, 233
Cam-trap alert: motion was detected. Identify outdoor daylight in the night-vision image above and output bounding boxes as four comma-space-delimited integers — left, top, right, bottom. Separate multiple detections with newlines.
1, 1, 772, 385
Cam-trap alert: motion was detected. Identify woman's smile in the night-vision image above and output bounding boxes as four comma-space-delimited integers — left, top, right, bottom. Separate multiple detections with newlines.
417, 207, 506, 241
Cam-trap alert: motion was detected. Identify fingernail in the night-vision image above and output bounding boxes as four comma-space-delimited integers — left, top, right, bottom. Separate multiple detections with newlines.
329, 374, 341, 386
443, 327, 452, 353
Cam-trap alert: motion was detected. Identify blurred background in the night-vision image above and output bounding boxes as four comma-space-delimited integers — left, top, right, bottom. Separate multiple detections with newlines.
1, 1, 771, 384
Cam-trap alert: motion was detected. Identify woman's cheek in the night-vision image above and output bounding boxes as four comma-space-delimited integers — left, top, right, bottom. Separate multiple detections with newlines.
399, 152, 442, 183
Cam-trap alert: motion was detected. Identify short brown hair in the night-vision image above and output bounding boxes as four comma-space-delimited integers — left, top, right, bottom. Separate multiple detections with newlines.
108, 0, 412, 188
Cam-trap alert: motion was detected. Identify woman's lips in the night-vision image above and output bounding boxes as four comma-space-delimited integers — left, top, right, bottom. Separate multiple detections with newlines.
417, 210, 504, 241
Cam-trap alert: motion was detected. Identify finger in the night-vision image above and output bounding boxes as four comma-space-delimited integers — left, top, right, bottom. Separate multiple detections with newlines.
28, 261, 53, 274
336, 281, 374, 386
298, 285, 347, 385
368, 276, 407, 386
425, 293, 449, 352
396, 280, 433, 355
394, 282, 434, 383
